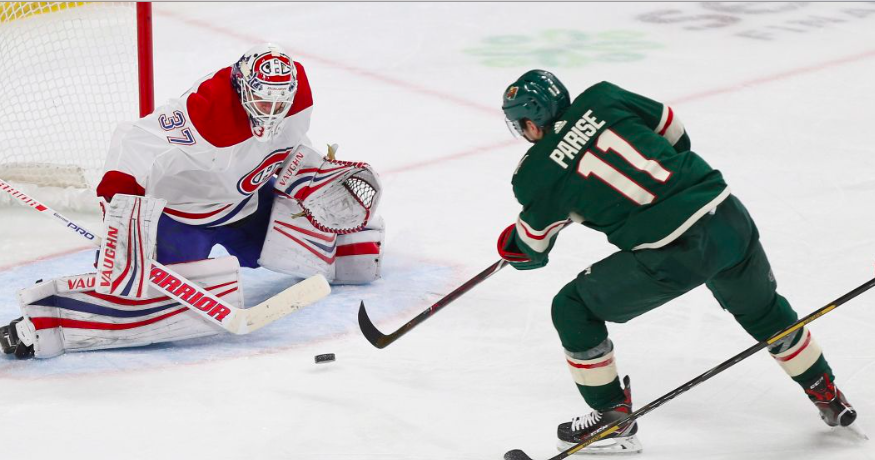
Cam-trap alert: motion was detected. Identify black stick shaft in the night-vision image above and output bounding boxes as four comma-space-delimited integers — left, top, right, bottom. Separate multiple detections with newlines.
359, 259, 509, 348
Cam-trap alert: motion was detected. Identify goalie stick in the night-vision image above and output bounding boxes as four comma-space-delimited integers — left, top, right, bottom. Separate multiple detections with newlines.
0, 178, 330, 335
358, 259, 509, 348
504, 275, 875, 460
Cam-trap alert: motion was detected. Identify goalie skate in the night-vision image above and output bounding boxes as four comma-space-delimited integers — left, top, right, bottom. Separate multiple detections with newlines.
0, 317, 34, 360
557, 376, 642, 455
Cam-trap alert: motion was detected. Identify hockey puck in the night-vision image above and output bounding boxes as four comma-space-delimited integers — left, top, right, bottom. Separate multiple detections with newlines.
314, 353, 336, 364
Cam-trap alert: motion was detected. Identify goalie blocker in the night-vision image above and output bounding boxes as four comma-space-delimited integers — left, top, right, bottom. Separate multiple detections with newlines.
96, 193, 166, 300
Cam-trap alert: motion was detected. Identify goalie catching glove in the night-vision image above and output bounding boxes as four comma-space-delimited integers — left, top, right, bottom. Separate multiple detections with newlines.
260, 144, 384, 284
275, 143, 381, 234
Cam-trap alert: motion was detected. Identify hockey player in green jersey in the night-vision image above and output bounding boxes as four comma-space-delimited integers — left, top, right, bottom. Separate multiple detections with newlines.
497, 70, 857, 454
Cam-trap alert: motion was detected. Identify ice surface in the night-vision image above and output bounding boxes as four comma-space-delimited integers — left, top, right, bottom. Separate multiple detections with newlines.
1, 3, 874, 459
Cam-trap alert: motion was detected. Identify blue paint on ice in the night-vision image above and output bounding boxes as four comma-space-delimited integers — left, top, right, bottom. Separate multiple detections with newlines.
0, 248, 454, 377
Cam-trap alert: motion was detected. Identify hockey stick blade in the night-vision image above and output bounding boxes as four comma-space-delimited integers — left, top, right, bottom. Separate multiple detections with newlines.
358, 301, 391, 349
357, 259, 509, 349
234, 274, 331, 334
505, 275, 875, 460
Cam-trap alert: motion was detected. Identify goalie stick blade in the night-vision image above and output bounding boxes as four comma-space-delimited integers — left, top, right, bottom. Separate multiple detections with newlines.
235, 274, 331, 334
357, 301, 391, 349
504, 449, 534, 460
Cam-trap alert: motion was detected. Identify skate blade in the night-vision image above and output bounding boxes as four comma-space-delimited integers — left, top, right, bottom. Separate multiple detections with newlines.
557, 435, 643, 455
832, 422, 869, 441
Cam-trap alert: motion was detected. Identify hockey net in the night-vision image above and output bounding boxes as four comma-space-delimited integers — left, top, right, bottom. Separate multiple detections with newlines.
0, 2, 153, 211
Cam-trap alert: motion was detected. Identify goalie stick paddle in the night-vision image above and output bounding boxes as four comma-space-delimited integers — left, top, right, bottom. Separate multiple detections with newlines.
504, 275, 875, 460
0, 178, 331, 335
358, 259, 509, 348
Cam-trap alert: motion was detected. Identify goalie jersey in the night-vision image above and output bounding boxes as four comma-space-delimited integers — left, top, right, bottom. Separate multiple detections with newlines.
510, 81, 730, 262
97, 63, 314, 227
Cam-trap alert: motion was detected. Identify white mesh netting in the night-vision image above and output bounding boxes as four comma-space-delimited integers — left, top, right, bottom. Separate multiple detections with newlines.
0, 2, 141, 210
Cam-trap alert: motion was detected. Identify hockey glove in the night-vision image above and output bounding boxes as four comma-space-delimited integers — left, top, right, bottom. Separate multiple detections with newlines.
497, 224, 548, 270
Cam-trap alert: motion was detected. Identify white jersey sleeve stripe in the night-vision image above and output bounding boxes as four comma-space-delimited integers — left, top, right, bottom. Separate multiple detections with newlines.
515, 217, 568, 253
654, 105, 686, 147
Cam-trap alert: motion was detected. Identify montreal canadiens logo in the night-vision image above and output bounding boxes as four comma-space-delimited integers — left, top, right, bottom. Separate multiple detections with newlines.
237, 150, 291, 195
254, 53, 292, 84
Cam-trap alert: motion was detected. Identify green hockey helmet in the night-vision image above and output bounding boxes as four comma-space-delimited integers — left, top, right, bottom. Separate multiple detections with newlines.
502, 69, 570, 137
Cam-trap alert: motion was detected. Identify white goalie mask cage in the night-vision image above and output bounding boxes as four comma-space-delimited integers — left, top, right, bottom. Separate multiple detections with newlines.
231, 43, 297, 142
297, 158, 382, 234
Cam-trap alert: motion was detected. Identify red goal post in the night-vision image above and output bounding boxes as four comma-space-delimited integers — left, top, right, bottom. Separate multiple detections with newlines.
0, 2, 154, 210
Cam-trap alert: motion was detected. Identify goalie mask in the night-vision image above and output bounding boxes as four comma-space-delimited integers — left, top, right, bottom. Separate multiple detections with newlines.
231, 43, 297, 142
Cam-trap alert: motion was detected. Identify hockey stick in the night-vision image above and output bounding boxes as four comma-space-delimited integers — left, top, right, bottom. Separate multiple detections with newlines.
505, 275, 875, 460
358, 259, 510, 348
0, 178, 330, 335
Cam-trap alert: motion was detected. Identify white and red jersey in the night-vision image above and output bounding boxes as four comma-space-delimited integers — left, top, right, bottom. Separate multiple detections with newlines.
97, 62, 313, 227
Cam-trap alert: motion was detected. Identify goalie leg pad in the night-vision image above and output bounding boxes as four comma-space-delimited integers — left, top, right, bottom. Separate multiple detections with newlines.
17, 257, 242, 359
334, 216, 384, 284
259, 193, 337, 280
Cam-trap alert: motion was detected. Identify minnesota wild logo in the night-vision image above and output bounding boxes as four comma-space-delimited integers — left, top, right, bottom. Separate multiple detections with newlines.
463, 29, 663, 68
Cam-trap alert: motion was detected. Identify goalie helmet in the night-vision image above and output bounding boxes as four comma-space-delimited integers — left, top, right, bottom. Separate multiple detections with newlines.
502, 69, 570, 137
231, 43, 298, 142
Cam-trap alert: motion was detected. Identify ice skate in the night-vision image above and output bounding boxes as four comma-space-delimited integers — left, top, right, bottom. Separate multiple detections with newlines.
804, 373, 867, 440
805, 373, 856, 428
0, 317, 34, 360
557, 376, 642, 455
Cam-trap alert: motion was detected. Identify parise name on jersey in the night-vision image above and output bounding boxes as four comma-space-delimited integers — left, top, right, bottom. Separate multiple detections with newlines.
549, 109, 606, 170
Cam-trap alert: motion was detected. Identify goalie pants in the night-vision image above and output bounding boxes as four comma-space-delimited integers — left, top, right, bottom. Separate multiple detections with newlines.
156, 180, 275, 268
552, 195, 832, 410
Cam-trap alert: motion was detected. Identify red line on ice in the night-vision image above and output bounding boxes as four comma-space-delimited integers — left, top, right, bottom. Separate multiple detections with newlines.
5, 9, 875, 271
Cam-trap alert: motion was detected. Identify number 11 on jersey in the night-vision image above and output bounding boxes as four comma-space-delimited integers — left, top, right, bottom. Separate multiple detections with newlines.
577, 129, 672, 205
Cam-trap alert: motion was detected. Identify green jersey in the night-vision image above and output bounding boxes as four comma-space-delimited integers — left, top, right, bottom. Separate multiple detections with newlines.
510, 81, 730, 262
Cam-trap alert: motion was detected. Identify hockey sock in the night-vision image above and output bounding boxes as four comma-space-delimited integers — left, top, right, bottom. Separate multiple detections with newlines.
565, 339, 625, 410
769, 327, 834, 387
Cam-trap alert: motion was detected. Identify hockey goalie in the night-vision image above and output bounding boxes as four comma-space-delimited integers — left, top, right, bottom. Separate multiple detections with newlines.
0, 43, 384, 359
